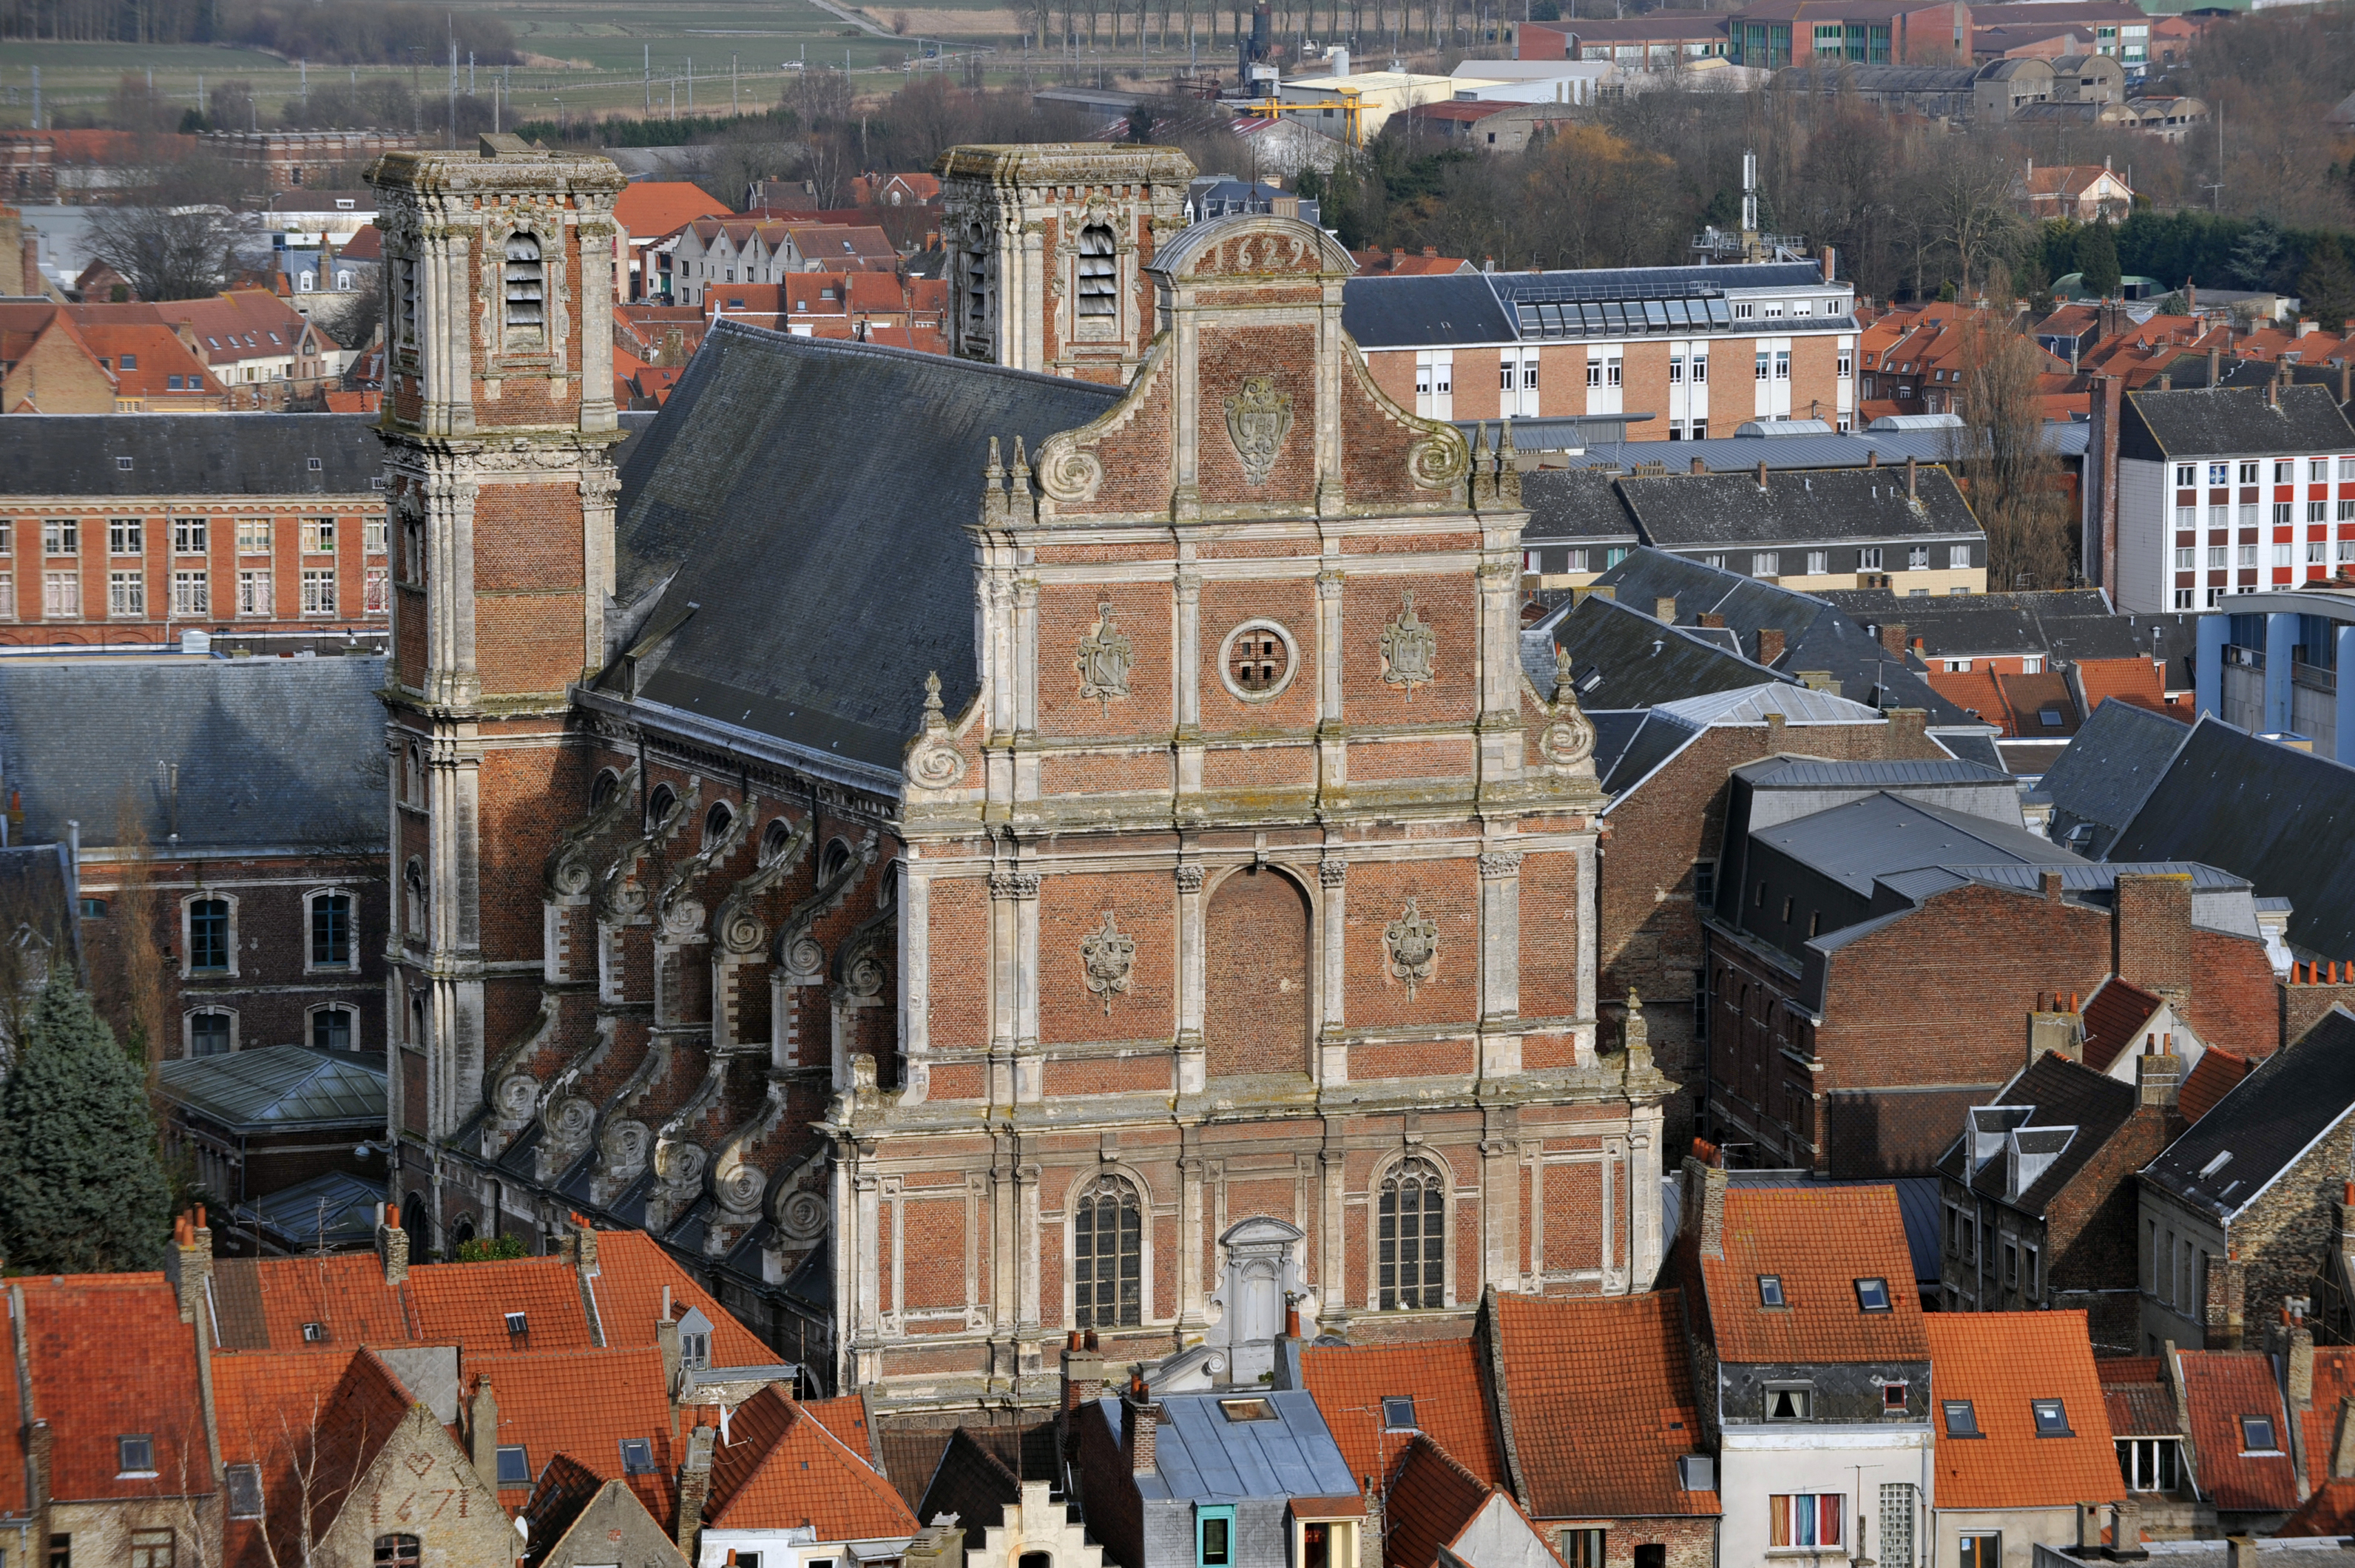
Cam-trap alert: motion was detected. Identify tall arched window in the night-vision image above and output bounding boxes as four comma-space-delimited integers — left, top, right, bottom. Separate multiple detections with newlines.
589, 768, 621, 812
820, 837, 852, 884
760, 819, 794, 865
1076, 223, 1118, 317
1072, 1175, 1141, 1329
964, 223, 989, 330
1378, 1158, 1446, 1311
402, 859, 427, 939
645, 784, 677, 832
703, 801, 734, 851
503, 232, 544, 332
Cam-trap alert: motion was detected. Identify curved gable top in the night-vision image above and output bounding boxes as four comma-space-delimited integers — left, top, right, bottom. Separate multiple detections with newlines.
1149, 211, 1356, 282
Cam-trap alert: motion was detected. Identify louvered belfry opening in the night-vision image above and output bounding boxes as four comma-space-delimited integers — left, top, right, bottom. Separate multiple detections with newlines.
503, 232, 544, 332
1076, 223, 1118, 317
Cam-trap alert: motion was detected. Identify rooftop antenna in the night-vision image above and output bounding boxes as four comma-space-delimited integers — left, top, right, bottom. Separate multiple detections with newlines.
1741, 149, 1760, 259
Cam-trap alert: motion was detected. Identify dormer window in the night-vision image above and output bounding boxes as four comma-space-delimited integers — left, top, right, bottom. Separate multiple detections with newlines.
1944, 1400, 1981, 1437
2032, 1399, 2071, 1436
678, 1305, 713, 1368
1854, 1277, 1891, 1312
504, 1311, 527, 1335
301, 1321, 328, 1343
1758, 1274, 1785, 1307
1766, 1386, 1812, 1421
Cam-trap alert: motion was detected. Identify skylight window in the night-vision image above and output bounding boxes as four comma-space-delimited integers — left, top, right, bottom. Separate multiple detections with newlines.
1854, 1278, 1891, 1312
301, 1322, 328, 1343
1758, 1275, 1785, 1307
1382, 1396, 1418, 1432
2039, 709, 2064, 726
504, 1311, 527, 1334
118, 1435, 155, 1474
2033, 1399, 2070, 1437
1219, 1398, 1277, 1422
495, 1445, 531, 1487
2200, 1151, 2234, 1179
2241, 1415, 2278, 1453
620, 1439, 655, 1473
1943, 1401, 1980, 1437
226, 1463, 263, 1518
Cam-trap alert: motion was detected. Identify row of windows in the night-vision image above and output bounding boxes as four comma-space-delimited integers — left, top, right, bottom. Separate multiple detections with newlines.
4, 516, 382, 556
1, 567, 385, 621
2178, 541, 2355, 570
2177, 501, 2355, 527
1695, 545, 1970, 577
2177, 459, 2355, 487
181, 891, 358, 975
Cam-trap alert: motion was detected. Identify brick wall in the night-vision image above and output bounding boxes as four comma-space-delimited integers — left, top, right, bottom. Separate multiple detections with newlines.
2234, 1114, 2355, 1337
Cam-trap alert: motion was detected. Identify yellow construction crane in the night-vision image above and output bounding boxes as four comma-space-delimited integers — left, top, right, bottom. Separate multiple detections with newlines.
1239, 91, 1369, 148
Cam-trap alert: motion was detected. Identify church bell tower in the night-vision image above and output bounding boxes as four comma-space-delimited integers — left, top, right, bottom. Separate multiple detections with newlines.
369, 134, 626, 1246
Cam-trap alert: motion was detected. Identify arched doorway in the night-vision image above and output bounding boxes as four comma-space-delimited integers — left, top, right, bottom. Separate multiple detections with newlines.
1203, 866, 1311, 1078
399, 1192, 428, 1249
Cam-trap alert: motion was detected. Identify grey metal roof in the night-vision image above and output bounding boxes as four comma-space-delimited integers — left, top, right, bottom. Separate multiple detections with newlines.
0, 655, 388, 851
608, 321, 1122, 776
1135, 1388, 1356, 1504
2039, 698, 2192, 857
1593, 708, 1701, 796
1339, 273, 1519, 349
1613, 465, 1982, 548
0, 413, 383, 497
1571, 422, 2087, 475
2118, 383, 2355, 463
158, 1044, 387, 1132
2104, 715, 2355, 962
1754, 792, 2084, 896
1742, 757, 2013, 789
2142, 1009, 2355, 1219
232, 1169, 389, 1249
1933, 730, 2006, 771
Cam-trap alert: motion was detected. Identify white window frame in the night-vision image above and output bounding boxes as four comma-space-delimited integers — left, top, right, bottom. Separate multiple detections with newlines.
300, 567, 337, 618
306, 1001, 361, 1052
108, 570, 145, 619
183, 1007, 238, 1058
181, 891, 240, 979
42, 570, 79, 620
1950, 544, 1971, 570
108, 517, 143, 555
237, 569, 272, 618
172, 570, 209, 618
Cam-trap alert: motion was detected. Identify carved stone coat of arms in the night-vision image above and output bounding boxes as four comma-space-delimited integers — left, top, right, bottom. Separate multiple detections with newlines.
1075, 601, 1133, 714
1224, 375, 1294, 486
1081, 912, 1136, 1014
1380, 590, 1438, 695
1384, 899, 1439, 999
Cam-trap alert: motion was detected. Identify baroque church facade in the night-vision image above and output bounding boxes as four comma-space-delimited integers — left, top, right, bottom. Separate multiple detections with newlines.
371, 135, 1667, 1410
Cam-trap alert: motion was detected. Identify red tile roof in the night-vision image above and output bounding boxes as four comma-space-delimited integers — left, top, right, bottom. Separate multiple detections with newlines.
1383, 1435, 1556, 1568
801, 1394, 882, 1471
1300, 1336, 1506, 1492
615, 181, 731, 240
405, 1251, 599, 1350
336, 225, 382, 263
703, 1387, 916, 1541
1702, 1188, 1930, 1365
1924, 667, 2010, 729
17, 1273, 210, 1502
2080, 976, 2163, 1072
587, 1231, 774, 1368
1489, 1290, 1716, 1519
468, 1345, 678, 1522
2177, 1350, 2298, 1513
2099, 1356, 2179, 1440
2279, 1477, 2355, 1537
212, 1348, 420, 1565
2075, 664, 2169, 718
1925, 1312, 2120, 1510
2180, 1049, 2252, 1123
2295, 1345, 2355, 1499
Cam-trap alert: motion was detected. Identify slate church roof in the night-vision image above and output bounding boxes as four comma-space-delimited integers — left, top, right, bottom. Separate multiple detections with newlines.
608, 322, 1122, 780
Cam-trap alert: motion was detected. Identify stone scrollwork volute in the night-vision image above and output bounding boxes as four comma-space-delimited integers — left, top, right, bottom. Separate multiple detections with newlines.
779, 1188, 828, 1243
1408, 422, 1471, 490
494, 1072, 541, 1123
715, 817, 810, 957
547, 1093, 597, 1146
714, 1159, 766, 1217
655, 1138, 707, 1192
545, 760, 639, 898
1033, 430, 1104, 504
597, 1118, 650, 1177
905, 670, 968, 791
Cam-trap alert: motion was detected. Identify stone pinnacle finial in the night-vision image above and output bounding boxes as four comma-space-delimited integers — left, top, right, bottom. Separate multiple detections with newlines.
1552, 643, 1574, 706
985, 436, 1004, 485
1010, 434, 1033, 495
924, 670, 944, 714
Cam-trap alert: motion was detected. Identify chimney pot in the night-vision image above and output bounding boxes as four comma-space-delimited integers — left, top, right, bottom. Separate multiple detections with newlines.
1690, 456, 1704, 474
1756, 461, 1768, 488
1905, 454, 1919, 499
1655, 596, 1678, 624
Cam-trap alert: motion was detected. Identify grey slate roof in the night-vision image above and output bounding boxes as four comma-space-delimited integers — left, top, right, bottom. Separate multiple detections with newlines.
1339, 273, 1519, 349
1589, 549, 1978, 726
2117, 384, 2355, 463
1751, 792, 2082, 896
1933, 1051, 2141, 1219
1812, 587, 2142, 658
232, 1169, 390, 1250
0, 655, 388, 851
2039, 698, 2191, 858
158, 1044, 387, 1131
1527, 591, 1789, 710
1132, 1388, 1357, 1503
0, 413, 383, 496
1613, 465, 1982, 548
2103, 716, 2355, 962
608, 322, 1122, 776
1520, 467, 1640, 544
2141, 1009, 2355, 1219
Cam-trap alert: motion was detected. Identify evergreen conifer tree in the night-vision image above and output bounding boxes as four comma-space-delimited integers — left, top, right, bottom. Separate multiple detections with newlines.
2077, 221, 2122, 299
0, 980, 171, 1274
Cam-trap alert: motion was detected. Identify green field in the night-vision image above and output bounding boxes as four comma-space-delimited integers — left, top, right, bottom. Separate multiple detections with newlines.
0, 0, 1101, 135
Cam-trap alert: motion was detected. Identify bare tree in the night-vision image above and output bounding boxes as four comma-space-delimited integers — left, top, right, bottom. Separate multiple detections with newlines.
83, 203, 248, 302
1946, 317, 2076, 592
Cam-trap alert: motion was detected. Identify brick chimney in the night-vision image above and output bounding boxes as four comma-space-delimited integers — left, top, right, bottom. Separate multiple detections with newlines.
2113, 1501, 2148, 1560
1690, 456, 1705, 474
1060, 1329, 1106, 1461
166, 1207, 212, 1325
2206, 1251, 2246, 1350
2113, 872, 2194, 1001
658, 1285, 682, 1396
467, 1376, 498, 1487
1123, 1375, 1162, 1479
1878, 622, 1909, 657
675, 1421, 716, 1553
561, 1211, 603, 1346
905, 1521, 967, 1568
1680, 1155, 1728, 1259
1905, 454, 1919, 501
2288, 1318, 2315, 1408
2027, 995, 2082, 1064
1655, 596, 1679, 624
376, 1203, 408, 1287
1755, 627, 1785, 666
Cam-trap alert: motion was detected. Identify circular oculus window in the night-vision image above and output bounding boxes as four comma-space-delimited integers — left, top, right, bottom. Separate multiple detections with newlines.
1218, 619, 1300, 703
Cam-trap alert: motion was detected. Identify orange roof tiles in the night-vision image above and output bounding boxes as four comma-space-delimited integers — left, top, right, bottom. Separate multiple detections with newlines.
1925, 667, 2010, 729
2295, 1345, 2355, 1498
2075, 666, 2169, 718
17, 1272, 210, 1502
1925, 1312, 2119, 1510
2282, 1477, 2355, 1536
1489, 1289, 1715, 1520
210, 1253, 422, 1350
703, 1387, 916, 1542
802, 1394, 882, 1470
615, 181, 731, 240
2100, 1356, 2178, 1440
2177, 1349, 2297, 1513
1300, 1336, 1506, 1491
1701, 1188, 1930, 1365
467, 1345, 678, 1521
2080, 976, 2163, 1072
2180, 1049, 2252, 1122
1383, 1435, 1530, 1568
588, 1231, 775, 1368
